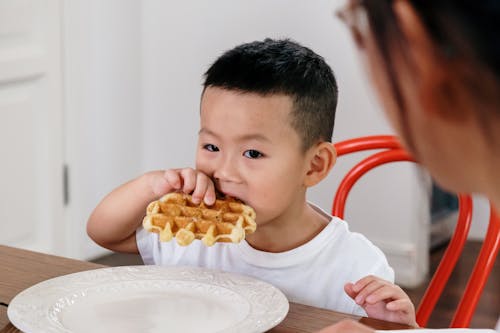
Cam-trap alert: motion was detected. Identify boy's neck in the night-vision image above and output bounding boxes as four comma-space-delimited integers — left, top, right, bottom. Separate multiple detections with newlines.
244, 199, 329, 253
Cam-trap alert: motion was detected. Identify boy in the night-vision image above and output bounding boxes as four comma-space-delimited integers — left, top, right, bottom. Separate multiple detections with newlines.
87, 38, 416, 326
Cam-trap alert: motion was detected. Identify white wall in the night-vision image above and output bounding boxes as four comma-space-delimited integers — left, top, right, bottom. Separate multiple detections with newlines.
63, 0, 142, 259
470, 195, 493, 240
140, 0, 394, 168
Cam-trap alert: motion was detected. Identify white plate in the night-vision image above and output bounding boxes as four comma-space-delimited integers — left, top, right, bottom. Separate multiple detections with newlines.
8, 265, 289, 333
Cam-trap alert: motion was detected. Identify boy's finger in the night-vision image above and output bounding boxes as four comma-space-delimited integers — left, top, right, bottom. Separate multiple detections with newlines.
204, 181, 216, 205
180, 168, 197, 194
164, 169, 182, 190
151, 176, 172, 196
191, 172, 210, 204
386, 299, 412, 312
193, 172, 215, 204
354, 280, 385, 304
344, 283, 357, 299
352, 275, 378, 292
365, 285, 405, 304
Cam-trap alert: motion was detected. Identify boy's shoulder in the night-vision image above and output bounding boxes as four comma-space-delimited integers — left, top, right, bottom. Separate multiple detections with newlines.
334, 219, 385, 254
329, 218, 394, 280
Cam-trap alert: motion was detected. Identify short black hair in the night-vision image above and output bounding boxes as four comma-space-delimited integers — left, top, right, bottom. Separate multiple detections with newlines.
203, 38, 338, 151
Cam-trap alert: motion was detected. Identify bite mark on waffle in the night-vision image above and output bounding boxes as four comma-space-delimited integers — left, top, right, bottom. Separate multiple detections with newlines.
142, 192, 257, 246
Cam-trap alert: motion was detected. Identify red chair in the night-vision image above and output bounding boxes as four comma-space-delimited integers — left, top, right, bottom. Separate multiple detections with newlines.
331, 135, 500, 327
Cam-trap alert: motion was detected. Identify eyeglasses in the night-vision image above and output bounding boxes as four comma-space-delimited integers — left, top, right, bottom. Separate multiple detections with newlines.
335, 0, 369, 48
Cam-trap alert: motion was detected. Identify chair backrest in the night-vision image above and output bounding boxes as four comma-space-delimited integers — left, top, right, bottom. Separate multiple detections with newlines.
331, 135, 500, 328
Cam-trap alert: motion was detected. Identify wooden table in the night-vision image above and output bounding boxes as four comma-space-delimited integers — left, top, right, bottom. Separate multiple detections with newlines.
0, 245, 413, 332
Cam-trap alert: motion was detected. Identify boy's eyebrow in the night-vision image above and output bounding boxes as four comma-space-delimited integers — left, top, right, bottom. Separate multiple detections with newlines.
199, 128, 271, 143
198, 128, 219, 138
239, 133, 271, 143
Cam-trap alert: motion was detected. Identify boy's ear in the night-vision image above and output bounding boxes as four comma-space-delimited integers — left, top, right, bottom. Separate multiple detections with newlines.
303, 142, 336, 187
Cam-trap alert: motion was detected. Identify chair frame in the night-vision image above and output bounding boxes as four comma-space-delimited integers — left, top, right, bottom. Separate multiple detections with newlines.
331, 135, 500, 327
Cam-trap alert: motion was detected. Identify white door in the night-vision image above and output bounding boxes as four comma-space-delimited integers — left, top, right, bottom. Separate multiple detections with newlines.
0, 0, 64, 254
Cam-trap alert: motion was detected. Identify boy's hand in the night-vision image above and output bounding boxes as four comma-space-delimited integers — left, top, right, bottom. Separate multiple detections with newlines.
150, 168, 216, 205
344, 275, 417, 326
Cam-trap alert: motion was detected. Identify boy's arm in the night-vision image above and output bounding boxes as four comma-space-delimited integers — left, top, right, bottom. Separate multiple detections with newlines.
87, 168, 217, 254
86, 171, 164, 253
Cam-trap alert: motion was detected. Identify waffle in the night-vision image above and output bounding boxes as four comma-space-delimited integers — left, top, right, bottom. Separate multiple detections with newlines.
142, 192, 257, 246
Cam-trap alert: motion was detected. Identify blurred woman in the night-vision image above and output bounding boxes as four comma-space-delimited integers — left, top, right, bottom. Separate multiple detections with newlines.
319, 0, 499, 331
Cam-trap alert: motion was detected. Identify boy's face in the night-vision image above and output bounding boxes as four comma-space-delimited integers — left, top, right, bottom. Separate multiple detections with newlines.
196, 87, 310, 225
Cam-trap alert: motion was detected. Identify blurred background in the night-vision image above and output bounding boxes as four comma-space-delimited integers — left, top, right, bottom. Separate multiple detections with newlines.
0, 1, 496, 326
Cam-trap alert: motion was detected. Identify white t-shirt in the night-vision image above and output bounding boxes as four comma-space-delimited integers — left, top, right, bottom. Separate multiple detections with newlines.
136, 202, 394, 316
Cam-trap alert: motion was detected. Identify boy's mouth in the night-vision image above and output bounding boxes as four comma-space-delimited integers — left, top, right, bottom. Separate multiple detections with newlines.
215, 189, 247, 205
215, 189, 227, 200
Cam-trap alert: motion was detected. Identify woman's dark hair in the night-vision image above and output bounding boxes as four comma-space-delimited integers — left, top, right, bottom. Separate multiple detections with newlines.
361, 0, 500, 146
203, 38, 338, 151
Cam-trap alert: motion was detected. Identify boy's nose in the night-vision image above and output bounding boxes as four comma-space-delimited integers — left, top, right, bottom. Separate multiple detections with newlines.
213, 156, 240, 183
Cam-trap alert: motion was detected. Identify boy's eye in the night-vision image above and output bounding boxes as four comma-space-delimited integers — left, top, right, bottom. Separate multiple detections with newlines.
243, 149, 263, 159
203, 144, 219, 152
